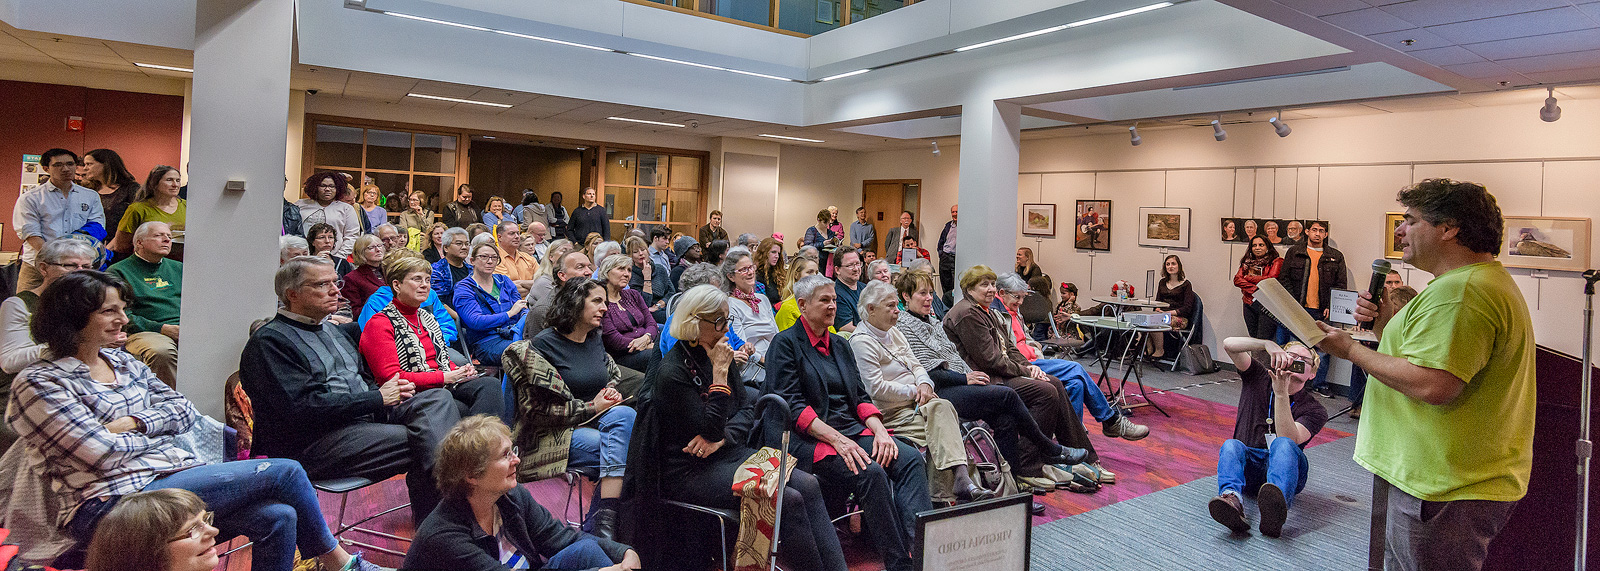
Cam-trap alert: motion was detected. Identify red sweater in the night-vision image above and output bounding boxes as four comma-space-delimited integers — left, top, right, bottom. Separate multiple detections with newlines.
359, 303, 448, 389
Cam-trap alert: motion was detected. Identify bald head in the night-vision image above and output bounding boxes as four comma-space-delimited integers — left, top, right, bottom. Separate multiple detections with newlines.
527, 221, 548, 244
557, 251, 593, 281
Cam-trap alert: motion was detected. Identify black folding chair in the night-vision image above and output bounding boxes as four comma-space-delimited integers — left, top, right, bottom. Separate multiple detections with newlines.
661, 394, 793, 571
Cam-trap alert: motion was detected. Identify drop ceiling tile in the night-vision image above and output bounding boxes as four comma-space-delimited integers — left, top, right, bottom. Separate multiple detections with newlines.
1424, 7, 1594, 45
1497, 48, 1600, 74
1278, 0, 1371, 17
1321, 8, 1417, 35
1554, 85, 1600, 99
1408, 45, 1486, 66
1378, 0, 1570, 27
1523, 67, 1600, 85
500, 105, 563, 119
1367, 28, 1452, 51
1360, 96, 1472, 112
0, 43, 46, 57
1451, 89, 1562, 107
58, 58, 137, 72
1468, 29, 1600, 61
464, 89, 539, 106
1442, 60, 1516, 78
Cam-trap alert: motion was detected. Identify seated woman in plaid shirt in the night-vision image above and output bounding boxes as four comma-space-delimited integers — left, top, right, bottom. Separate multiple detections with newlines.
11, 271, 382, 571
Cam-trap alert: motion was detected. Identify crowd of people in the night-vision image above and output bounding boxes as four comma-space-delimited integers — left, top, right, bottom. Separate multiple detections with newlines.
2, 155, 1534, 571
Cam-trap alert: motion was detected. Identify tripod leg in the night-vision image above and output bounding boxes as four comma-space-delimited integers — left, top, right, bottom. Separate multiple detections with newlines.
1369, 475, 1389, 571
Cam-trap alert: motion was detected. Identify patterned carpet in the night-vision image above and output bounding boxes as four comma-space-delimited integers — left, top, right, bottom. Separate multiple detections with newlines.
218, 389, 1351, 570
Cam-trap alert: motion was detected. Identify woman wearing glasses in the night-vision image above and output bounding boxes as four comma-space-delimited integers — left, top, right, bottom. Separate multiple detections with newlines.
0, 237, 99, 452
720, 249, 775, 385
17, 271, 379, 571
454, 237, 528, 366
598, 253, 658, 373
405, 416, 639, 571
360, 255, 502, 419
340, 234, 387, 312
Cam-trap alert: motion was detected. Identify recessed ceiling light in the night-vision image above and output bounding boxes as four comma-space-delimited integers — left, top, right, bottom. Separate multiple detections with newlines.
134, 62, 192, 73
608, 116, 686, 127
406, 93, 514, 108
819, 69, 870, 82
759, 134, 825, 143
954, 2, 1173, 52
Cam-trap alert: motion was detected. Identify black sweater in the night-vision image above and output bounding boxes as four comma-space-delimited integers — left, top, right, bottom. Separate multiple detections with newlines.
239, 314, 385, 458
403, 486, 631, 571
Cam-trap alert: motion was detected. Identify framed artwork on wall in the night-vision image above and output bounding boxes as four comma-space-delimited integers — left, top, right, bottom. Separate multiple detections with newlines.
1384, 213, 1404, 259
1138, 207, 1190, 248
1220, 218, 1244, 243
1074, 200, 1111, 250
1503, 216, 1592, 271
1022, 203, 1057, 237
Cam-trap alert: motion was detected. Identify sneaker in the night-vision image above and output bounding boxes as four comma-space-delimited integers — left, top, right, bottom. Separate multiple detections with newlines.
343, 553, 393, 571
1016, 475, 1057, 494
1258, 483, 1288, 538
1086, 462, 1116, 484
1208, 492, 1249, 533
1043, 464, 1100, 494
1102, 415, 1150, 441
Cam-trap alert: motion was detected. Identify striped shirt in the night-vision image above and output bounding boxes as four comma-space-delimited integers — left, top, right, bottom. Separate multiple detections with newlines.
8, 349, 200, 525
894, 310, 972, 375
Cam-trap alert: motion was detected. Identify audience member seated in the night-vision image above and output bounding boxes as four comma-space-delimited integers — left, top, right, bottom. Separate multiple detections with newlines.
398, 191, 434, 243
851, 281, 988, 505
1209, 337, 1328, 538
1014, 247, 1043, 283
891, 237, 929, 266
358, 186, 387, 232
669, 236, 701, 288
591, 240, 622, 279
627, 284, 846, 571
494, 221, 538, 296
341, 234, 387, 311
296, 173, 360, 258
891, 270, 1078, 485
0, 237, 98, 453
627, 236, 671, 323
867, 258, 892, 284
764, 274, 929, 571
523, 249, 593, 338
109, 165, 186, 262
1154, 254, 1199, 357
702, 239, 729, 268
993, 273, 1150, 453
903, 258, 948, 318
505, 278, 635, 539
658, 262, 746, 357
421, 222, 448, 263
755, 237, 787, 305
598, 253, 658, 373
307, 222, 355, 277
454, 237, 527, 367
376, 222, 409, 255
18, 271, 379, 571
774, 256, 822, 332
944, 265, 1103, 489
482, 196, 510, 228
722, 250, 777, 386
360, 255, 502, 420
279, 235, 310, 264
830, 246, 867, 333
520, 230, 543, 265
525, 238, 574, 307
241, 256, 463, 527
14, 149, 102, 291
698, 209, 729, 247
107, 221, 183, 388
359, 250, 460, 342
405, 416, 639, 571
430, 227, 472, 311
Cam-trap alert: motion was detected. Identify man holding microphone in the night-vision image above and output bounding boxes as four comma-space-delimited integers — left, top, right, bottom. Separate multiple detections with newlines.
1316, 179, 1534, 571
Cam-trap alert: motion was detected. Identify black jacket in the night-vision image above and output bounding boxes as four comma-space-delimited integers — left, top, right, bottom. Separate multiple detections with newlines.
762, 321, 879, 469
1278, 244, 1348, 311
239, 316, 381, 458
403, 485, 631, 571
936, 221, 956, 259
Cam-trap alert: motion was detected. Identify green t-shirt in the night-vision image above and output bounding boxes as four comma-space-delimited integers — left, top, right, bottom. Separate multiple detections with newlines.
1353, 261, 1535, 502
117, 199, 186, 234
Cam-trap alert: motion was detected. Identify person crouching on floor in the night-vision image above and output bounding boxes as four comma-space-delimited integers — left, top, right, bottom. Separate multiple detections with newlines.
1209, 337, 1329, 538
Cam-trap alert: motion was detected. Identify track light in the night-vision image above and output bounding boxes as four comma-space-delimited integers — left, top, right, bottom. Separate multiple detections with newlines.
1211, 119, 1227, 142
1129, 125, 1142, 146
931, 141, 941, 156
1541, 87, 1562, 122
1269, 115, 1291, 137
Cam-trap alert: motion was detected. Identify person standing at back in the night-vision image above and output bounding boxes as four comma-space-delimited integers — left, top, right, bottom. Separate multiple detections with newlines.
441, 184, 481, 230
1316, 179, 1533, 571
14, 150, 105, 291
698, 209, 728, 247
1276, 220, 1346, 394
568, 187, 609, 243
936, 205, 957, 297
80, 149, 141, 243
849, 206, 877, 258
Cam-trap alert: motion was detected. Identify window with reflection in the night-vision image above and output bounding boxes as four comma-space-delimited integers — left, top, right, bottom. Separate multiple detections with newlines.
602, 149, 704, 239
310, 122, 459, 216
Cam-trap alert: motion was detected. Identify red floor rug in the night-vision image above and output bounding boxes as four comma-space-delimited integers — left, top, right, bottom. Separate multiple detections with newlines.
220, 389, 1350, 570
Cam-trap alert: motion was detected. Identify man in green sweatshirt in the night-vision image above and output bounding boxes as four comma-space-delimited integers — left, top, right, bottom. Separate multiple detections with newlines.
109, 221, 182, 387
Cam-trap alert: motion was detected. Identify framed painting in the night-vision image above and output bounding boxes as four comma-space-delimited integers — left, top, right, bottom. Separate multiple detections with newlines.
1022, 203, 1057, 237
1073, 200, 1111, 251
1503, 216, 1591, 271
1138, 207, 1190, 248
1220, 218, 1244, 243
1384, 213, 1404, 259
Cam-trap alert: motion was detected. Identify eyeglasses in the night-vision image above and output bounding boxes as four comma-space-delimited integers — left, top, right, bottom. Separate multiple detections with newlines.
841, 262, 863, 269
47, 161, 77, 168
734, 265, 757, 275
168, 511, 214, 542
699, 313, 732, 331
503, 445, 521, 461
475, 254, 502, 262
45, 262, 94, 270
449, 241, 470, 247
306, 279, 344, 291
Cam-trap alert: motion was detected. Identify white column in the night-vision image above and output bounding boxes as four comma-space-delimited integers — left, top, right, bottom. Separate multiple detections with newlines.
178, 0, 293, 418
956, 99, 1022, 273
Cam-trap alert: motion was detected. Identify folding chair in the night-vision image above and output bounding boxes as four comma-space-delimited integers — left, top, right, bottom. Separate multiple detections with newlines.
313, 476, 413, 557
1154, 296, 1204, 372
661, 394, 794, 571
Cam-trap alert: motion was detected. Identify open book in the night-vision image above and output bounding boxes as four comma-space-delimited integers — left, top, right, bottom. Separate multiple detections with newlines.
1253, 278, 1326, 346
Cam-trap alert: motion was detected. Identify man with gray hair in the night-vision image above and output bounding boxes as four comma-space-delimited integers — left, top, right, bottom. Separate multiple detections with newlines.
241, 255, 462, 527
107, 221, 182, 387
521, 250, 595, 338
735, 232, 758, 249
375, 222, 407, 254
493, 220, 538, 295
431, 227, 472, 312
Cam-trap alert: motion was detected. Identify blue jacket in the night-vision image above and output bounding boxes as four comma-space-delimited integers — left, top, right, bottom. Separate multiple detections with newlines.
356, 286, 458, 344
431, 258, 471, 310
453, 273, 525, 345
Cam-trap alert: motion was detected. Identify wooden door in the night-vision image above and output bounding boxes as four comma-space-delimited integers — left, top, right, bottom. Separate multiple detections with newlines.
861, 181, 906, 258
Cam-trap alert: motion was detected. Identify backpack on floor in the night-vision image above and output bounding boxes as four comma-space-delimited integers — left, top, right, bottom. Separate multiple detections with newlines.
961, 420, 1018, 497
1179, 344, 1220, 375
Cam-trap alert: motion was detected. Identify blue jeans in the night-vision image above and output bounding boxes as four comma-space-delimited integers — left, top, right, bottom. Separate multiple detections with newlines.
544, 537, 617, 569
1275, 306, 1332, 390
1032, 358, 1116, 422
569, 405, 636, 479
67, 459, 338, 571
470, 332, 515, 366
1217, 437, 1310, 508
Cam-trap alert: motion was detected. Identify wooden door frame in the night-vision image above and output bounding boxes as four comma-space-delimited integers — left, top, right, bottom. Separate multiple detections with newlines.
862, 179, 921, 257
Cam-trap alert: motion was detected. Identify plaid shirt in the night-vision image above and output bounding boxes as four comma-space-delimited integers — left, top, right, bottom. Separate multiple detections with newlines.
8, 348, 200, 525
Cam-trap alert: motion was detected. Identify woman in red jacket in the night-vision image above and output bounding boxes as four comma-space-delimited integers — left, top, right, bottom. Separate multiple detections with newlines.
360, 255, 504, 418
1233, 235, 1282, 340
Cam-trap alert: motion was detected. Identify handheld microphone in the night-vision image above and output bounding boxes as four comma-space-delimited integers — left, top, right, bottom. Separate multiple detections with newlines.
1365, 259, 1392, 327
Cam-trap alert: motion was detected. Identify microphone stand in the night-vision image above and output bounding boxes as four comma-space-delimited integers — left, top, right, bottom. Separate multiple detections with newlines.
1579, 269, 1599, 571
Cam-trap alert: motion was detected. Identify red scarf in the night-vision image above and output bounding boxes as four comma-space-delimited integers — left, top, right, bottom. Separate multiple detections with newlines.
731, 286, 762, 313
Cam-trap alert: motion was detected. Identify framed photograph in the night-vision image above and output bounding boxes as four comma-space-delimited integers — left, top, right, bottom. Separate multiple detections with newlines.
1220, 218, 1243, 243
1504, 216, 1592, 271
1260, 219, 1286, 246
916, 494, 1032, 571
816, 0, 835, 23
1073, 200, 1111, 250
1239, 218, 1262, 244
1021, 203, 1057, 237
1138, 207, 1190, 248
1384, 213, 1404, 259
1282, 219, 1307, 246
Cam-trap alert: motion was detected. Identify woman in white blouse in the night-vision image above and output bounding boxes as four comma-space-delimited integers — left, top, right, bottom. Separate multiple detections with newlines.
0, 237, 100, 451
720, 249, 777, 385
849, 280, 988, 504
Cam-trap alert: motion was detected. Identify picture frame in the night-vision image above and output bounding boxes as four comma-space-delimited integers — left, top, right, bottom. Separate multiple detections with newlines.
1384, 213, 1404, 259
816, 0, 835, 23
1220, 218, 1243, 243
1022, 203, 1057, 237
916, 494, 1032, 571
1073, 200, 1111, 251
1138, 207, 1190, 248
1503, 216, 1592, 271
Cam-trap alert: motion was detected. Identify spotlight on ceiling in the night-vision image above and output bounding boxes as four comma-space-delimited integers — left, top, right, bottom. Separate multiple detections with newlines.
1269, 114, 1291, 137
931, 141, 941, 156
1129, 125, 1142, 146
1211, 118, 1227, 142
1541, 87, 1562, 122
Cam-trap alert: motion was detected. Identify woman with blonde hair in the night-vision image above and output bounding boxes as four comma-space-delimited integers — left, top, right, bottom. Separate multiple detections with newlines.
482, 196, 510, 227
399, 191, 434, 236
358, 185, 387, 231
421, 222, 448, 263
773, 256, 823, 332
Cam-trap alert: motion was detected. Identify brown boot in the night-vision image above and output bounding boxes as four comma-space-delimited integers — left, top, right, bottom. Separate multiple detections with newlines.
1208, 492, 1249, 533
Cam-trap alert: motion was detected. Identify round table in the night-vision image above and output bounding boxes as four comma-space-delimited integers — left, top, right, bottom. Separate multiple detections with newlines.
1089, 296, 1169, 310
1070, 314, 1172, 417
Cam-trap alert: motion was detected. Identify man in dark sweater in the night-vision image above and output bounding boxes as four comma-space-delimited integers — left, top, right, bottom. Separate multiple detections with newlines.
1276, 220, 1348, 393
108, 221, 182, 387
241, 256, 463, 526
